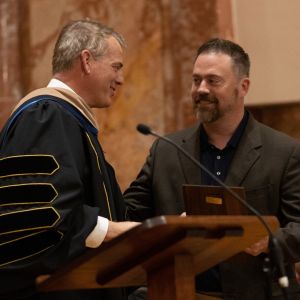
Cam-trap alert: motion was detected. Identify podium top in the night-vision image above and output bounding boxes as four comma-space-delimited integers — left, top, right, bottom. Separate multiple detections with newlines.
39, 215, 279, 292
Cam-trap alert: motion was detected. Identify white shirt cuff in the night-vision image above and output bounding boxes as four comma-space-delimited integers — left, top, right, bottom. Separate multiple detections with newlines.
85, 216, 109, 248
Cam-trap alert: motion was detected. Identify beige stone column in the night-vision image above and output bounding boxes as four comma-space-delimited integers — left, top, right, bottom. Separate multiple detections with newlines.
0, 0, 22, 129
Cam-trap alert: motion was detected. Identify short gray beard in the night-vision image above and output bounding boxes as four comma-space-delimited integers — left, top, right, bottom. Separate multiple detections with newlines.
195, 107, 220, 123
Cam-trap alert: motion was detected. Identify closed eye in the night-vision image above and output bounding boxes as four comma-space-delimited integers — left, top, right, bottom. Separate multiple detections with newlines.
112, 63, 123, 71
207, 76, 223, 86
192, 76, 202, 86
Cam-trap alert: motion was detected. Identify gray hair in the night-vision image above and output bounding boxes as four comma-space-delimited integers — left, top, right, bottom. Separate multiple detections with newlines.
52, 19, 126, 74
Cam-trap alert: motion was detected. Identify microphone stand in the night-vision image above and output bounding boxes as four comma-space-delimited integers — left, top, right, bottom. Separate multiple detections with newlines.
137, 123, 290, 299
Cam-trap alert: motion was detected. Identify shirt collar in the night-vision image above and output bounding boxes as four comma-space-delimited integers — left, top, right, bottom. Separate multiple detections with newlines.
200, 110, 249, 150
47, 78, 78, 95
200, 125, 210, 150
228, 110, 249, 148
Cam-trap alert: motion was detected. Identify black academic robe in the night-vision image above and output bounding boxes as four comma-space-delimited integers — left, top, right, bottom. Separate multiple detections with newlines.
0, 93, 126, 299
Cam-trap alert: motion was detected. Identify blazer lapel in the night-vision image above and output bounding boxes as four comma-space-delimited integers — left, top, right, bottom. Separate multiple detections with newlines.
178, 125, 203, 185
225, 116, 262, 186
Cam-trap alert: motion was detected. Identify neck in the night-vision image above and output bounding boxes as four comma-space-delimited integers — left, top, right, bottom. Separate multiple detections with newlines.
53, 72, 92, 107
53, 73, 78, 93
203, 110, 244, 149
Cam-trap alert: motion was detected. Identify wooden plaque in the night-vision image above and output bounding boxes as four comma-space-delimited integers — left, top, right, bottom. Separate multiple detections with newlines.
183, 184, 248, 215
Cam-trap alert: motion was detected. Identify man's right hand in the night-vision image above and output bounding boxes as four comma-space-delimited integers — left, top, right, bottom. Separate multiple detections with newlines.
104, 221, 140, 241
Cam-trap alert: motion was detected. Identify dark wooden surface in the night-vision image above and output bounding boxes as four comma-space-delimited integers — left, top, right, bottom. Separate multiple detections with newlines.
38, 215, 279, 298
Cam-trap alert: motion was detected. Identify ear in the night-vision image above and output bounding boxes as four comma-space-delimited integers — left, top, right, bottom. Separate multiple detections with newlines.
239, 77, 250, 98
80, 50, 92, 75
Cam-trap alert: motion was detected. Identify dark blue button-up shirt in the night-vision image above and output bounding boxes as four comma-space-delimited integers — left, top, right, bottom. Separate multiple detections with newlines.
196, 110, 249, 293
200, 111, 249, 185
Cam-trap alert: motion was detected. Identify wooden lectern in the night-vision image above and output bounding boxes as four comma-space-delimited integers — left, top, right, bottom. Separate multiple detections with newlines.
38, 215, 278, 300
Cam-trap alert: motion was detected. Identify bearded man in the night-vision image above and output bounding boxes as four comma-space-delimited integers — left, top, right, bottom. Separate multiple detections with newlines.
124, 38, 300, 300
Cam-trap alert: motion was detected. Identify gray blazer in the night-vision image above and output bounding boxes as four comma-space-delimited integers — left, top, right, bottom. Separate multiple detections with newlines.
124, 114, 300, 299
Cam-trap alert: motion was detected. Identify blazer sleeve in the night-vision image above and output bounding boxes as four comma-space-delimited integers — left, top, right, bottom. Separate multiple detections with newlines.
274, 142, 300, 263
123, 140, 159, 221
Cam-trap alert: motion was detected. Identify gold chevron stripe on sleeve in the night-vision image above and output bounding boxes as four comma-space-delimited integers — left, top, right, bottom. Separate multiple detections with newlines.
0, 183, 58, 206
0, 229, 63, 267
0, 207, 60, 235
0, 154, 59, 178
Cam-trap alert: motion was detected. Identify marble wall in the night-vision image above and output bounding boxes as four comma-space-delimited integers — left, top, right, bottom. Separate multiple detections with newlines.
0, 0, 23, 129
0, 0, 235, 190
7, 0, 300, 192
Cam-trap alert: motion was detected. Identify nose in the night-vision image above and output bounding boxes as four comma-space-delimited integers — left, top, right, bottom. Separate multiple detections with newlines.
197, 79, 209, 94
116, 71, 124, 86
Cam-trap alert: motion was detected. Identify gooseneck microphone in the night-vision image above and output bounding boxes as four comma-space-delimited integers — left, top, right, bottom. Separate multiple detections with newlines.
136, 123, 289, 292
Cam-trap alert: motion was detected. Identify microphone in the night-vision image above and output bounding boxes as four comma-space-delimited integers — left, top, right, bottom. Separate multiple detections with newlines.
136, 123, 289, 290
136, 124, 151, 135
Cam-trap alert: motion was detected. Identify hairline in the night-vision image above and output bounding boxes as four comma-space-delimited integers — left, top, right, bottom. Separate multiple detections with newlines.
196, 50, 247, 79
52, 20, 126, 74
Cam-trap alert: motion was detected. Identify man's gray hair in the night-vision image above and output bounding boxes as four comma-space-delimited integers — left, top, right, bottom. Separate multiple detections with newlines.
52, 19, 126, 74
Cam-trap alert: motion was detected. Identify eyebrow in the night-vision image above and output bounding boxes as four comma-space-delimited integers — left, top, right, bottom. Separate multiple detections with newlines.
192, 73, 222, 78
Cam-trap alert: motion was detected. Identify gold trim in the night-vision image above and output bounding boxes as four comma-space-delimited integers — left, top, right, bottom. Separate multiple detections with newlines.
0, 207, 61, 236
0, 230, 63, 267
0, 230, 58, 247
85, 133, 112, 220
0, 154, 59, 179
0, 183, 58, 207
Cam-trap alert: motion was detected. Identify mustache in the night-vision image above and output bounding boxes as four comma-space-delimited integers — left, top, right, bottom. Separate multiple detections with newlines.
194, 94, 218, 104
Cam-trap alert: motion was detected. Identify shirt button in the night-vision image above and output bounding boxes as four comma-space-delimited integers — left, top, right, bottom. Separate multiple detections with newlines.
216, 171, 221, 175
216, 155, 221, 160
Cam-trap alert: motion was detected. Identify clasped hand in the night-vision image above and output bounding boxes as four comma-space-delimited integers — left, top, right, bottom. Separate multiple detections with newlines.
244, 236, 269, 256
105, 221, 140, 241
